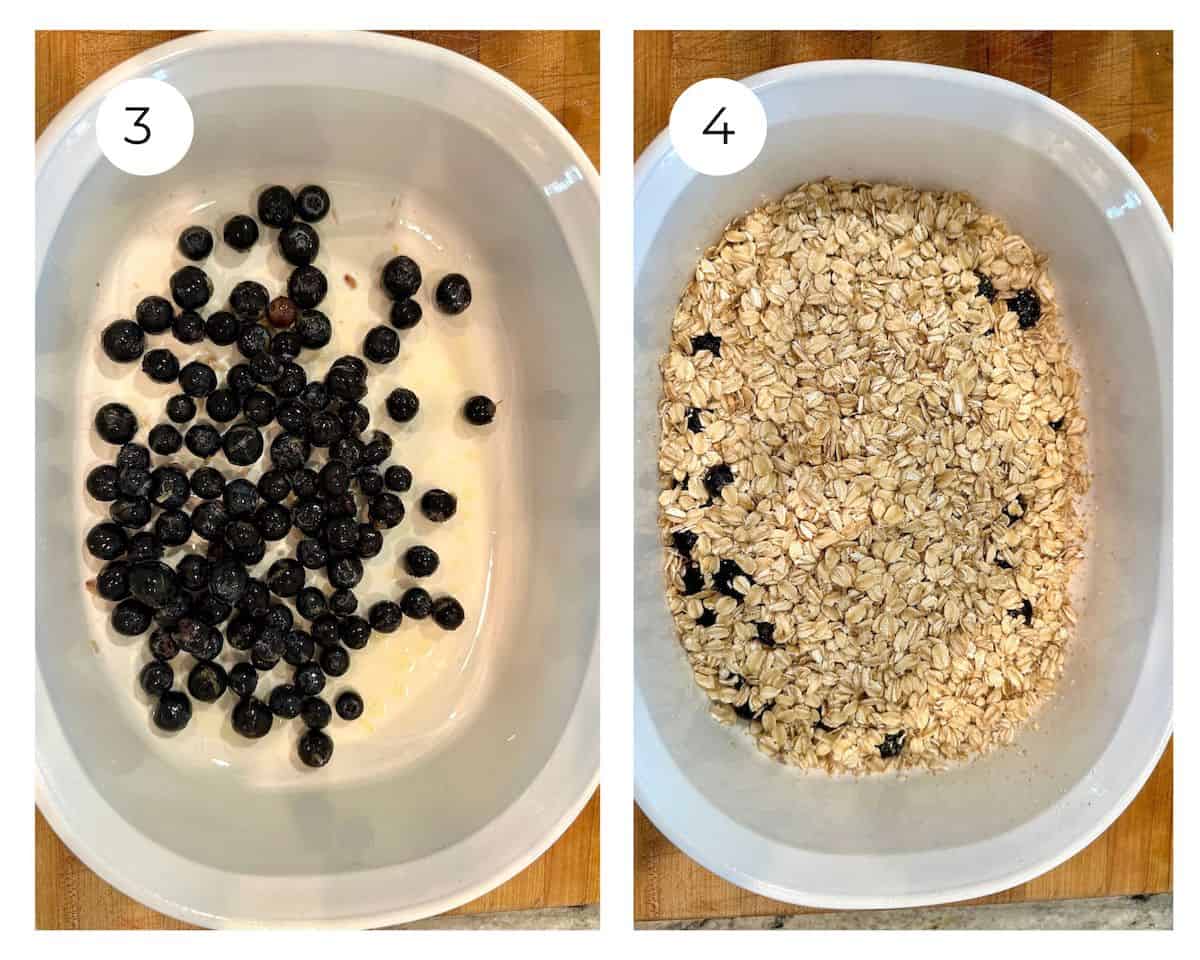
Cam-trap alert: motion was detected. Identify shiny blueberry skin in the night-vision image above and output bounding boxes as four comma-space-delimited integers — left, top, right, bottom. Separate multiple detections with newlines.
230, 281, 270, 321
300, 696, 332, 729
86, 464, 120, 502
279, 221, 320, 266
419, 488, 457, 523
96, 561, 131, 601
179, 361, 218, 398
385, 387, 419, 423
178, 225, 214, 261
298, 729, 334, 768
231, 696, 274, 739
288, 266, 328, 309
295, 309, 332, 349
223, 215, 260, 251
170, 265, 214, 310
384, 465, 413, 493
153, 691, 192, 731
258, 185, 295, 227
320, 645, 350, 677
148, 424, 182, 455
463, 395, 497, 425
434, 273, 472, 314
389, 298, 422, 330
140, 660, 174, 696
363, 326, 399, 364
295, 185, 330, 223
432, 596, 465, 631
400, 587, 433, 620
135, 295, 174, 334
269, 683, 304, 719
335, 691, 364, 721
381, 255, 422, 300
228, 662, 258, 698
141, 348, 180, 383
294, 661, 326, 697
95, 402, 138, 445
87, 522, 128, 560
368, 600, 403, 633
101, 320, 145, 363
404, 545, 439, 578
188, 660, 228, 702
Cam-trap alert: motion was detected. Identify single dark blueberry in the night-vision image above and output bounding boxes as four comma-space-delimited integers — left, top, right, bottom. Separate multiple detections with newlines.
308, 410, 343, 448
228, 363, 257, 397
339, 402, 372, 437
279, 221, 320, 266
360, 430, 391, 466
295, 185, 330, 223
209, 558, 249, 605
170, 265, 213, 310
153, 690, 192, 731
335, 691, 364, 722
368, 492, 405, 529
400, 587, 432, 620
327, 555, 363, 590
295, 586, 327, 622
325, 364, 367, 402
328, 589, 358, 617
274, 399, 308, 435
135, 295, 174, 334
176, 553, 211, 592
227, 662, 258, 699
251, 627, 286, 671
680, 562, 704, 595
257, 468, 292, 504
320, 645, 350, 677
327, 439, 363, 474
112, 598, 153, 636
140, 660, 174, 696
363, 325, 400, 365
685, 406, 704, 432
434, 273, 471, 314
671, 530, 698, 557
463, 395, 496, 425
368, 600, 403, 633
878, 730, 906, 759
271, 329, 302, 360
311, 612, 341, 647
185, 423, 222, 458
178, 225, 214, 261
235, 538, 265, 566
300, 381, 330, 411
149, 466, 190, 510
263, 604, 295, 634
255, 504, 293, 541
339, 615, 371, 650
237, 322, 271, 359
226, 616, 258, 652
294, 661, 326, 697
384, 464, 413, 493
288, 265, 328, 308
381, 255, 422, 300
1050, 417, 1065, 431
356, 468, 384, 498
101, 320, 145, 363
188, 502, 227, 543
267, 558, 306, 598
141, 348, 179, 383
419, 488, 457, 523
282, 629, 315, 667
298, 728, 334, 768
94, 402, 137, 445
1007, 598, 1035, 627
294, 498, 326, 537
297, 538, 329, 570
223, 214, 259, 251
171, 310, 206, 345
237, 578, 270, 618
319, 460, 351, 496
355, 524, 383, 560
96, 560, 131, 601
295, 309, 333, 350
115, 443, 150, 471
242, 390, 277, 427
148, 424, 182, 455
154, 596, 190, 635
696, 608, 717, 628
268, 684, 304, 719
117, 465, 153, 499
203, 388, 239, 424
258, 185, 295, 227
187, 660, 227, 702
222, 478, 260, 518
431, 596, 465, 631
250, 351, 282, 384
973, 270, 997, 303
179, 361, 218, 399
87, 464, 121, 502
231, 696, 274, 739
690, 332, 722, 357
389, 299, 423, 332
188, 468, 225, 504
290, 467, 320, 499
110, 496, 151, 529
1007, 288, 1042, 329
126, 531, 164, 563
230, 280, 271, 322
148, 626, 180, 661
165, 394, 197, 425
404, 545, 439, 578
703, 464, 735, 500
274, 359, 306, 397
713, 558, 750, 601
270, 432, 311, 471
154, 509, 192, 547
732, 696, 761, 721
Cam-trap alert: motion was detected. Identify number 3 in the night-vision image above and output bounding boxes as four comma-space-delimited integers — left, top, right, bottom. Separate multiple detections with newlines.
124, 107, 151, 145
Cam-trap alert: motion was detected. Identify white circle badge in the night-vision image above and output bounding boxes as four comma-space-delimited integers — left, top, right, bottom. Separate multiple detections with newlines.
669, 77, 767, 177
97, 78, 194, 177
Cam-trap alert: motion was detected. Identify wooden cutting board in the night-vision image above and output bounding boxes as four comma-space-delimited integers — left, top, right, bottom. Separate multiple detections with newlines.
634, 29, 1172, 922
34, 28, 599, 930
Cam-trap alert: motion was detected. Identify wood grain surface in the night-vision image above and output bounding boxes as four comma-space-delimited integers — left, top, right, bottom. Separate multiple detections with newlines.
633, 29, 1173, 923
34, 29, 599, 930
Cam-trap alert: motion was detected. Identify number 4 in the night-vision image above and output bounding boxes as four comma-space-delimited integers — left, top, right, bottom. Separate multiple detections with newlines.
703, 107, 734, 145
124, 107, 151, 145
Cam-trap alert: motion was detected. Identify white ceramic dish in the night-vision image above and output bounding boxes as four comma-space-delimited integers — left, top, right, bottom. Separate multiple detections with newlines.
634, 61, 1171, 909
37, 31, 599, 928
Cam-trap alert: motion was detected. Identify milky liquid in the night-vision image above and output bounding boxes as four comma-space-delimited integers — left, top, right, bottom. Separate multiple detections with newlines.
76, 176, 519, 786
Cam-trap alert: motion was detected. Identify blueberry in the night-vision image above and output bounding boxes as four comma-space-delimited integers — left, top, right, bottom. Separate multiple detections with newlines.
268, 684, 304, 719
267, 558, 305, 598
356, 468, 385, 498
368, 492, 405, 529
258, 468, 292, 503
242, 391, 276, 426
205, 388, 240, 423
117, 466, 152, 498
1007, 288, 1041, 328
166, 394, 197, 424
696, 608, 717, 627
339, 402, 372, 437
756, 622, 776, 646
294, 661, 326, 697
1008, 598, 1035, 627
221, 518, 259, 554
135, 295, 174, 334
170, 266, 213, 310
150, 466, 190, 510
187, 661, 227, 702
300, 381, 329, 411
148, 424, 182, 455
434, 273, 471, 314
294, 498, 326, 537
237, 578, 270, 618
226, 616, 258, 652
154, 509, 191, 547
288, 265, 327, 308
228, 363, 257, 397
329, 589, 358, 617
386, 387, 419, 423
274, 359, 306, 395
363, 325, 399, 364
167, 317, 205, 355
96, 561, 131, 600
389, 298, 422, 330
256, 504, 293, 541
270, 432, 311, 471
327, 555, 363, 590
307, 410, 343, 448
223, 478, 260, 518
279, 222, 320, 266
319, 645, 350, 677
209, 558, 249, 605
319, 460, 351, 496
226, 662, 257, 699
185, 423, 222, 458
878, 730, 906, 759
153, 690, 192, 731
110, 496, 151, 528
112, 598, 153, 635
282, 629, 315, 667
368, 600, 403, 633
232, 696, 274, 739
237, 322, 271, 358
230, 281, 270, 321
671, 530, 698, 557
338, 616, 370, 650
258, 185, 295, 227
94, 402, 137, 444
294, 586, 326, 622
690, 333, 721, 356
218, 424, 263, 470
141, 348, 179, 383
685, 407, 704, 432
973, 270, 997, 303
384, 465, 412, 493
101, 320, 145, 363
223, 215, 259, 251
419, 489, 457, 523
298, 728, 334, 768
190, 501, 227, 542
179, 361, 217, 398
463, 395, 496, 425
381, 255, 422, 300
297, 538, 329, 570
251, 628, 285, 671
431, 596, 465, 631
400, 587, 432, 620
360, 431, 391, 466
251, 350, 283, 385
140, 660, 174, 696
325, 364, 366, 402
176, 553, 211, 591
126, 532, 164, 563
356, 524, 383, 559
148, 627, 180, 661
330, 438, 365, 473
178, 225, 213, 261
116, 443, 151, 471
404, 545, 439, 578
86, 464, 120, 502
680, 562, 704, 595
335, 690, 364, 721
713, 557, 750, 601
703, 464, 735, 500
295, 309, 332, 349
